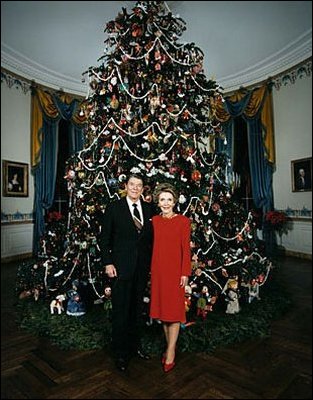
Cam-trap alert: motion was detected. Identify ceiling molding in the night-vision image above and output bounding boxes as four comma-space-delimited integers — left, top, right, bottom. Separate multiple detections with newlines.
1, 29, 311, 96
1, 69, 32, 94
219, 29, 312, 92
2, 58, 311, 98
1, 43, 88, 97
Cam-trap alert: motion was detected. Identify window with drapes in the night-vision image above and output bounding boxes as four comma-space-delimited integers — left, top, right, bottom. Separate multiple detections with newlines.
232, 116, 252, 210
31, 88, 87, 254
47, 119, 70, 218
231, 116, 263, 229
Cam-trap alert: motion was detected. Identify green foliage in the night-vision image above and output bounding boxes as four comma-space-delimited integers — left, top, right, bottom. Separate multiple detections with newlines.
16, 276, 291, 353
16, 300, 112, 350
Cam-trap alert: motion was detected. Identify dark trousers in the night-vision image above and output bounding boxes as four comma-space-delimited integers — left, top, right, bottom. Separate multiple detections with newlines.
111, 269, 147, 359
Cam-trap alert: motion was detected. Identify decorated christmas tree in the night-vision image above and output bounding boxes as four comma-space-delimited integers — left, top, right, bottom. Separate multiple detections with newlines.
17, 1, 272, 322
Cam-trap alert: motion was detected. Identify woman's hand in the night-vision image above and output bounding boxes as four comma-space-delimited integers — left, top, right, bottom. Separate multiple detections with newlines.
180, 275, 189, 287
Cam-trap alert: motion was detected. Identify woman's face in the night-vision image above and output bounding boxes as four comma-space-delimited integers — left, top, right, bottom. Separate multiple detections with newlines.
158, 191, 175, 216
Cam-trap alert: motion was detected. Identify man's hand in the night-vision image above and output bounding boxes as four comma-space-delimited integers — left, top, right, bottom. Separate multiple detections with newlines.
105, 264, 117, 278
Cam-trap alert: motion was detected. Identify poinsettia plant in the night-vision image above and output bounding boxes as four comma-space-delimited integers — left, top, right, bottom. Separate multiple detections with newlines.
265, 210, 290, 236
47, 211, 64, 222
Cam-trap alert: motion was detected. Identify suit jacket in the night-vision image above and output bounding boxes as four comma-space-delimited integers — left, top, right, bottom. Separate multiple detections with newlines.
99, 197, 154, 280
296, 176, 307, 190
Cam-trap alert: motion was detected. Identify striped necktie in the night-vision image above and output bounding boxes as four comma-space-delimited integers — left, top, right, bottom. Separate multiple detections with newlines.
132, 203, 143, 232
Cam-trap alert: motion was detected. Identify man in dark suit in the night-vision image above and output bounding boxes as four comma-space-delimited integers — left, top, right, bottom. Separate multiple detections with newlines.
99, 173, 154, 372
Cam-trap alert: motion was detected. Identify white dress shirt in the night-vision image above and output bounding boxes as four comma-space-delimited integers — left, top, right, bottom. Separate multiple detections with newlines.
126, 196, 144, 224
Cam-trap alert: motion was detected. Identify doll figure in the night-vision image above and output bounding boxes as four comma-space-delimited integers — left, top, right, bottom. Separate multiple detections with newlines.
248, 278, 261, 303
225, 279, 240, 314
189, 268, 209, 294
66, 279, 86, 316
196, 285, 214, 319
103, 285, 112, 315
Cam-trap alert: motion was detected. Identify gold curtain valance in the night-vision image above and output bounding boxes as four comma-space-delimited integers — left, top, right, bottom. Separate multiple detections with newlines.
214, 85, 275, 164
31, 89, 87, 169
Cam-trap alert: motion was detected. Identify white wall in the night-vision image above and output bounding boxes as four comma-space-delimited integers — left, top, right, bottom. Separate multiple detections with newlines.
1, 81, 34, 259
272, 75, 312, 210
272, 74, 312, 256
1, 82, 34, 212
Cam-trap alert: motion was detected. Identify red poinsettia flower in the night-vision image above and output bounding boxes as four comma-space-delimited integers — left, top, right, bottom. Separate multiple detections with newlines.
265, 210, 287, 225
265, 210, 290, 236
47, 211, 63, 222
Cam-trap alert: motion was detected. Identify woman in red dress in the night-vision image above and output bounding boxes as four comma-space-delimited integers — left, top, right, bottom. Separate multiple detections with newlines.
150, 183, 191, 372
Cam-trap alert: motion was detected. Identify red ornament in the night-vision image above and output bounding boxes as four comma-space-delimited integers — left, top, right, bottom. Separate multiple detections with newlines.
191, 170, 202, 182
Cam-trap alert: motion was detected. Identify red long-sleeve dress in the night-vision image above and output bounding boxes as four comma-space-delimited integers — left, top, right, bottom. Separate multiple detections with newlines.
149, 214, 191, 323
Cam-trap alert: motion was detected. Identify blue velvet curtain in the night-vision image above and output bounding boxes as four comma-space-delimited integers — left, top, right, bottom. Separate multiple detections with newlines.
34, 117, 59, 248
222, 121, 273, 213
216, 89, 275, 254
52, 94, 84, 153
33, 95, 85, 254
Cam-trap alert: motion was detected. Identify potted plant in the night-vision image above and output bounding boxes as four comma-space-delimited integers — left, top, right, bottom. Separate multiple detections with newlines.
264, 210, 291, 246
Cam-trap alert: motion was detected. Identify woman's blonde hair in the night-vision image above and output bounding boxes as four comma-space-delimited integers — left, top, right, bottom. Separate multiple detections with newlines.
153, 182, 178, 204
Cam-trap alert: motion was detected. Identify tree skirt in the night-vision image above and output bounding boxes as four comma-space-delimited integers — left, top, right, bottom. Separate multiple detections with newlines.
16, 277, 290, 353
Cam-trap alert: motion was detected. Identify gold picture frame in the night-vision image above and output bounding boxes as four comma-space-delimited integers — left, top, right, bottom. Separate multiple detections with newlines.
2, 160, 29, 197
291, 157, 312, 192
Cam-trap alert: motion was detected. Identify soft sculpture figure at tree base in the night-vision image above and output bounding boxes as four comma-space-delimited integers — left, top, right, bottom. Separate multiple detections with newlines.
66, 279, 86, 316
224, 279, 240, 314
50, 294, 66, 314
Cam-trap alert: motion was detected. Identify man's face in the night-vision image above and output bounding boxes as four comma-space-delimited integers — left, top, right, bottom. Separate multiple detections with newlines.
126, 177, 144, 202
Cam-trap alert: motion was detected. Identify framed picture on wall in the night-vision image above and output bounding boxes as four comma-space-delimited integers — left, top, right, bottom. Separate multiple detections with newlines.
2, 160, 29, 197
291, 157, 312, 192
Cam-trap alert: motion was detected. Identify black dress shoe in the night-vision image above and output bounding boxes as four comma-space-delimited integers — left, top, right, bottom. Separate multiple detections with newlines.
136, 349, 151, 360
115, 357, 128, 372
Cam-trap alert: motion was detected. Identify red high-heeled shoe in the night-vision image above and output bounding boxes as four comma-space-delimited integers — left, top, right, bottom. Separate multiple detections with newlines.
163, 360, 175, 373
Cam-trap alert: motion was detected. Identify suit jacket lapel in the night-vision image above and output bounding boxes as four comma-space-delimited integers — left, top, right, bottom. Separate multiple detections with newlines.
141, 200, 149, 225
121, 197, 139, 233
